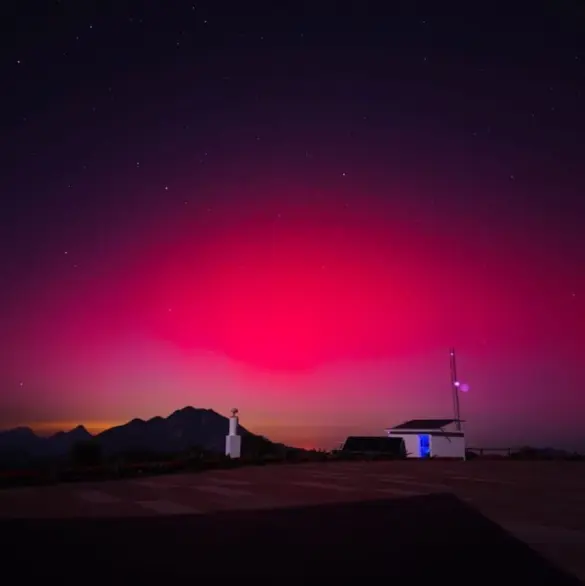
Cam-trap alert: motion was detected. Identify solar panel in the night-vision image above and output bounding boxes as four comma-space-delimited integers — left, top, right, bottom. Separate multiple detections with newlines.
391, 419, 457, 430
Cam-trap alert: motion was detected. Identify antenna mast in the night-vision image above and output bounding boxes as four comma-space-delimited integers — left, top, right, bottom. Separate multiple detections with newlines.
449, 348, 462, 431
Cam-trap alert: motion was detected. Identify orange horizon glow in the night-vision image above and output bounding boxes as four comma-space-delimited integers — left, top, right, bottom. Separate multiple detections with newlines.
23, 421, 126, 436
15, 416, 348, 450
22, 418, 322, 450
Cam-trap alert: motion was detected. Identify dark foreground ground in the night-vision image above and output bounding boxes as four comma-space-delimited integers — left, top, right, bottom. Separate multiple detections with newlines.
1, 493, 580, 584
1, 461, 584, 582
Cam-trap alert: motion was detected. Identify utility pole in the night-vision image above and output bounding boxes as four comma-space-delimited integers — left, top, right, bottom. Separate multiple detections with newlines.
449, 348, 462, 432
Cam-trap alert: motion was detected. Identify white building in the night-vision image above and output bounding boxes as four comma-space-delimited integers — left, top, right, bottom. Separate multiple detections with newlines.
385, 418, 466, 459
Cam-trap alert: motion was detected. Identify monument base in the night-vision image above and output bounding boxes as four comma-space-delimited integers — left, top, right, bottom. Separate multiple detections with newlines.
225, 435, 242, 459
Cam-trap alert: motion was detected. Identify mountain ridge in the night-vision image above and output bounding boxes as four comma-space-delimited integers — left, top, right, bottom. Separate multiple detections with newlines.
0, 406, 278, 464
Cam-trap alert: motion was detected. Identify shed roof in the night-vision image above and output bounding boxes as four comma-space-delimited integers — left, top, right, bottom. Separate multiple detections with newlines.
390, 418, 458, 430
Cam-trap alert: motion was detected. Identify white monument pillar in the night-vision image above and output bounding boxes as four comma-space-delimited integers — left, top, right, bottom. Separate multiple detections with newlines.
225, 408, 241, 458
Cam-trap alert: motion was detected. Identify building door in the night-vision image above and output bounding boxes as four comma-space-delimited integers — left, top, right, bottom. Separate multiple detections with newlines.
418, 434, 431, 458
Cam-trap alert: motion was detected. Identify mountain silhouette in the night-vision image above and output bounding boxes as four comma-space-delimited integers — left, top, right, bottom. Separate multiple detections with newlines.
0, 425, 93, 462
95, 407, 255, 455
0, 426, 43, 456
0, 407, 281, 464
45, 425, 93, 456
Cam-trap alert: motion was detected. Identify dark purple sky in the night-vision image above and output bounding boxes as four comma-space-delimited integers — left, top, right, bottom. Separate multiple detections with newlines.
1, 1, 584, 450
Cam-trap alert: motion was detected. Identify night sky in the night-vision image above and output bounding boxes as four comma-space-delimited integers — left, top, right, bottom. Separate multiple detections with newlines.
1, 1, 584, 450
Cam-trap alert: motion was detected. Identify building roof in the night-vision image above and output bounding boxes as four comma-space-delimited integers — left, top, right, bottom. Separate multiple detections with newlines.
388, 430, 465, 437
389, 418, 458, 431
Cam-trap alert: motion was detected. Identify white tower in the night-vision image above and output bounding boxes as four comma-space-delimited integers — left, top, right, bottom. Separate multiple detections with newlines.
225, 408, 242, 459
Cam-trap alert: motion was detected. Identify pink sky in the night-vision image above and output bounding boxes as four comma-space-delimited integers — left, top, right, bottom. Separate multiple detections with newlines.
2, 174, 584, 450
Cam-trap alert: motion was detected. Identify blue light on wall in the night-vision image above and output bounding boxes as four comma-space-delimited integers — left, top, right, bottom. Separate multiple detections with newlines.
419, 434, 431, 458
